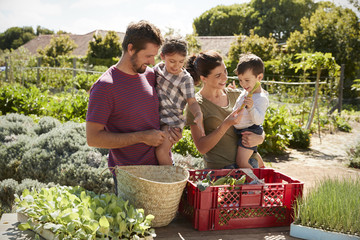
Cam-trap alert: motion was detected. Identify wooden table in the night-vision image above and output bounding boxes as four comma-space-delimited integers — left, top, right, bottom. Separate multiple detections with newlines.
1, 213, 300, 240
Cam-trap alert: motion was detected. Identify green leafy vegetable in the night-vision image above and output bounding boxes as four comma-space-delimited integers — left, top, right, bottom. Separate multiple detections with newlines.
15, 186, 156, 239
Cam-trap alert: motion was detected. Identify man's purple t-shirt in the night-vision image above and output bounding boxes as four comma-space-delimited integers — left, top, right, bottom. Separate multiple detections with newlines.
86, 66, 160, 170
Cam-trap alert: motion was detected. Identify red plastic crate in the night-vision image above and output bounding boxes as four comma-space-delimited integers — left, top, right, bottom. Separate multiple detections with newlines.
178, 168, 303, 231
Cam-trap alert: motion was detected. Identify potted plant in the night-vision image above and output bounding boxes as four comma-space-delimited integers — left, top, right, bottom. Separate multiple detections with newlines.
290, 177, 360, 239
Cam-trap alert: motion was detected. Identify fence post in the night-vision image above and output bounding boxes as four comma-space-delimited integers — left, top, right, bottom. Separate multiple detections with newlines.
5, 56, 9, 82
266, 77, 269, 91
338, 64, 344, 116
37, 57, 42, 85
73, 58, 77, 78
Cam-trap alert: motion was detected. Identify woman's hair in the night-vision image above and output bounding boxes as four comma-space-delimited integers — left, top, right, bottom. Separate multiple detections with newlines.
235, 53, 264, 76
185, 50, 223, 86
161, 37, 187, 56
122, 20, 163, 53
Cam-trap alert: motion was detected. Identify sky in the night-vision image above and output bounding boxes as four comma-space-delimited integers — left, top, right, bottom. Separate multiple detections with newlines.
0, 0, 357, 36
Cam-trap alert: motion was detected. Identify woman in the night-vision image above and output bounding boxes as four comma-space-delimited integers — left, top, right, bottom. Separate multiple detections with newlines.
185, 50, 265, 169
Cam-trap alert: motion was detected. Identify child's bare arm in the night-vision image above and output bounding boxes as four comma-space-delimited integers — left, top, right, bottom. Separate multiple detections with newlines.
187, 97, 205, 136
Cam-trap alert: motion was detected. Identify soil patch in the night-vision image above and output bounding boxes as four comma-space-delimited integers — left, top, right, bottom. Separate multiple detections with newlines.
265, 121, 360, 195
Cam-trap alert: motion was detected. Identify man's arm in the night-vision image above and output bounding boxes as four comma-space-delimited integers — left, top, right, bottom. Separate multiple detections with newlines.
86, 121, 166, 149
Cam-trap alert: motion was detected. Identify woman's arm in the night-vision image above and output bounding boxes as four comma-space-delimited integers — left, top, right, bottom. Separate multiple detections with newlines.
190, 109, 244, 154
241, 131, 265, 148
187, 97, 205, 136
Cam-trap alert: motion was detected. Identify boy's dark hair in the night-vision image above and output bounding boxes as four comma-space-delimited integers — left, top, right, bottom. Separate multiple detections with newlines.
186, 50, 223, 86
161, 37, 187, 56
122, 20, 164, 53
235, 53, 264, 76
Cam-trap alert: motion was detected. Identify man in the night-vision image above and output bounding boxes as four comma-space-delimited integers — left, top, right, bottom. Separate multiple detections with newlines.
86, 20, 181, 184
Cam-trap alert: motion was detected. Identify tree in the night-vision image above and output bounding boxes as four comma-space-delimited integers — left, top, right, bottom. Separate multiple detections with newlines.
292, 52, 339, 130
193, 4, 251, 36
185, 33, 201, 55
87, 31, 121, 59
193, 0, 315, 41
36, 26, 54, 36
38, 34, 77, 58
348, 0, 360, 13
0, 27, 35, 50
249, 0, 315, 41
227, 30, 279, 74
286, 2, 360, 98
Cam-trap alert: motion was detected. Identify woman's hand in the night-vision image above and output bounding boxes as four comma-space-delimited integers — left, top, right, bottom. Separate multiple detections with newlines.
225, 108, 244, 127
241, 131, 265, 148
227, 80, 237, 89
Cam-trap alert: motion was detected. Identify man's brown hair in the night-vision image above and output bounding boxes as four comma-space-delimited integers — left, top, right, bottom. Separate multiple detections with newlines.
122, 20, 164, 53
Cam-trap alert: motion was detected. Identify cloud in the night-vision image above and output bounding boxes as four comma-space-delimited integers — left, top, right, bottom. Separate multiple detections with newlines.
0, 0, 62, 31
70, 0, 128, 9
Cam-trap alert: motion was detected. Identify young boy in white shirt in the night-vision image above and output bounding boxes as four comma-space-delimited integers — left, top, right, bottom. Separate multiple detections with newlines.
233, 53, 269, 168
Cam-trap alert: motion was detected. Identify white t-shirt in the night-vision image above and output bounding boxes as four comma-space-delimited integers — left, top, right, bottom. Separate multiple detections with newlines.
233, 89, 269, 129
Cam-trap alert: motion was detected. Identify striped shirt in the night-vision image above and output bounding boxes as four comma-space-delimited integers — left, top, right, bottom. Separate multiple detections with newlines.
154, 62, 195, 129
86, 66, 160, 169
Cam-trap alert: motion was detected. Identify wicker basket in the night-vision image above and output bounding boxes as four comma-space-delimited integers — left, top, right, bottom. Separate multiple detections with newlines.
115, 165, 189, 227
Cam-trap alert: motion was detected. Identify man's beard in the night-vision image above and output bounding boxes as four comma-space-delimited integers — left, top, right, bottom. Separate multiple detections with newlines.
130, 54, 147, 73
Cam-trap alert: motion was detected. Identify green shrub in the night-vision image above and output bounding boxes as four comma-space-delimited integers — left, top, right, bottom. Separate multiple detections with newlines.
348, 141, 360, 169
172, 128, 202, 158
71, 73, 100, 91
0, 84, 49, 116
259, 106, 291, 155
333, 115, 352, 132
0, 134, 31, 181
34, 116, 61, 135
0, 113, 36, 141
0, 84, 89, 122
46, 89, 89, 122
0, 114, 113, 194
289, 126, 311, 149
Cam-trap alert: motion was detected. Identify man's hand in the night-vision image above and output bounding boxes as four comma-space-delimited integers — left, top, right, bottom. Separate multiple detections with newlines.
142, 129, 166, 147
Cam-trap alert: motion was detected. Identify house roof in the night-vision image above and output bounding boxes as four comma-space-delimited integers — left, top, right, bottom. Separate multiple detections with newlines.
22, 30, 125, 56
22, 31, 237, 57
197, 36, 237, 56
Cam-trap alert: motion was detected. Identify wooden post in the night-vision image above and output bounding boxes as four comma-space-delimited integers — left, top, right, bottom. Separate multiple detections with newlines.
265, 77, 269, 92
5, 56, 9, 82
305, 66, 321, 130
317, 98, 321, 144
338, 64, 344, 116
37, 57, 41, 85
73, 58, 77, 78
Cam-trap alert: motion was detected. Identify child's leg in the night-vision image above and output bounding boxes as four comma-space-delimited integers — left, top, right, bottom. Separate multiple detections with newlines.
236, 146, 254, 168
156, 126, 173, 165
250, 152, 265, 168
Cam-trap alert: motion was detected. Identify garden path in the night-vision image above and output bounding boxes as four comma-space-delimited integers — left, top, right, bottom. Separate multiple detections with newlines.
267, 120, 360, 195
